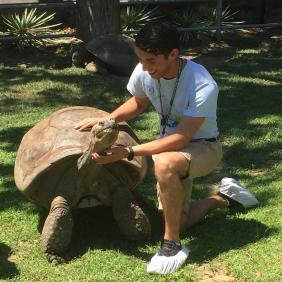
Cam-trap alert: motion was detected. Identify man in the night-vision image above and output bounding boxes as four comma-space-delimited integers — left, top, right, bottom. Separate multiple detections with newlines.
75, 21, 229, 274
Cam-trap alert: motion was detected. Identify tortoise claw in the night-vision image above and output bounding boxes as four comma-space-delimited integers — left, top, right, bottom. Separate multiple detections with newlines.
46, 253, 68, 265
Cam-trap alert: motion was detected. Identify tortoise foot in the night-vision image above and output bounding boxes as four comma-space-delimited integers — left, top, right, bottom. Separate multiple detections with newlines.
112, 191, 151, 241
41, 196, 74, 263
46, 253, 68, 265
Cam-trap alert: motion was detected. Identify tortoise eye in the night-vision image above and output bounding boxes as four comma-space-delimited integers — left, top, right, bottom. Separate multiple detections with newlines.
98, 121, 104, 126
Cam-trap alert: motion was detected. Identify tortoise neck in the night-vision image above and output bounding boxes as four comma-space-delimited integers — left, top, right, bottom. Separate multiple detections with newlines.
50, 196, 70, 213
77, 137, 100, 173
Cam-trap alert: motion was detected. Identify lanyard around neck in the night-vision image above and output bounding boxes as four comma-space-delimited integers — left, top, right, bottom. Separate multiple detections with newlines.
158, 58, 183, 136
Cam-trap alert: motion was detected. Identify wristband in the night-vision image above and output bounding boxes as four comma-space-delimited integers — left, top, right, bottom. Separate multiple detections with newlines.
126, 146, 134, 161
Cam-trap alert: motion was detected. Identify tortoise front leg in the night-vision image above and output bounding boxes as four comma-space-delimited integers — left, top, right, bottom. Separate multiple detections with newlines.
112, 188, 151, 241
41, 196, 73, 264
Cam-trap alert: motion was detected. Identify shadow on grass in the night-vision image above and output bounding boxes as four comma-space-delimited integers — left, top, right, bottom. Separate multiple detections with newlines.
0, 189, 31, 212
196, 28, 282, 61
0, 126, 30, 153
70, 205, 162, 262
0, 243, 20, 279
186, 214, 277, 263
224, 141, 282, 171
0, 162, 29, 211
0, 163, 44, 214
0, 67, 127, 114
0, 162, 14, 178
0, 44, 71, 69
35, 189, 162, 263
33, 163, 273, 263
34, 201, 275, 264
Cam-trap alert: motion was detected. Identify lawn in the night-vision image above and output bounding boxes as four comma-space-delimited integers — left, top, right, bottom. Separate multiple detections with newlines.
0, 30, 281, 281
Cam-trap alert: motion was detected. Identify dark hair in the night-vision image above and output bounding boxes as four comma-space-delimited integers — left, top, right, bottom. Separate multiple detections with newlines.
135, 20, 180, 56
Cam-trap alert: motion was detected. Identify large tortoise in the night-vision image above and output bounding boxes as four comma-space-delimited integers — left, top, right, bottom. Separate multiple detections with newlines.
14, 106, 151, 264
72, 34, 138, 76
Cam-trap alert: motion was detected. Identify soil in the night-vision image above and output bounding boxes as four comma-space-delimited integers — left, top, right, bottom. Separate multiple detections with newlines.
1, 28, 281, 71
197, 262, 236, 282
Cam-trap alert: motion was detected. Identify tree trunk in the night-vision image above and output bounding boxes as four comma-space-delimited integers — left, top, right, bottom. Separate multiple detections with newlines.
76, 0, 120, 43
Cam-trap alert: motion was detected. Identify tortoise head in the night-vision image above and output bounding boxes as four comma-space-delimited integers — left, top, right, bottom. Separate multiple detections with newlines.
77, 118, 119, 173
90, 118, 119, 152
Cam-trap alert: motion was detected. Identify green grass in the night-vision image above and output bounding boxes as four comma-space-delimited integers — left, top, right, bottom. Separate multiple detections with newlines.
0, 32, 282, 281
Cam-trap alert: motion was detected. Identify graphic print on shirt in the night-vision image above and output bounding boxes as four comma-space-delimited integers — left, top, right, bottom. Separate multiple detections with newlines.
166, 113, 180, 128
146, 85, 156, 98
145, 80, 182, 136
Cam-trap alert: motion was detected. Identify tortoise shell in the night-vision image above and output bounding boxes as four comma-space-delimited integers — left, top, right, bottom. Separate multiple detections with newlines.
14, 106, 147, 208
86, 34, 138, 76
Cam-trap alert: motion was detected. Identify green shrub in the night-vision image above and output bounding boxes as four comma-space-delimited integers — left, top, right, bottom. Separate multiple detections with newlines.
120, 5, 161, 34
174, 10, 200, 47
198, 5, 243, 26
2, 8, 61, 48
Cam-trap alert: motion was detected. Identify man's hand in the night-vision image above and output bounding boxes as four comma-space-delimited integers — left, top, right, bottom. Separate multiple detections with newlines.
92, 146, 129, 164
74, 117, 108, 131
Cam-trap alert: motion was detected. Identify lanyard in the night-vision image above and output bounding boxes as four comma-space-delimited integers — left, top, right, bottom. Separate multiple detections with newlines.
158, 58, 183, 136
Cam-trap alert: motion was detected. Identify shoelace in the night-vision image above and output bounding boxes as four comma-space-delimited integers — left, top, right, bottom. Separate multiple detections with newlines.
158, 239, 182, 257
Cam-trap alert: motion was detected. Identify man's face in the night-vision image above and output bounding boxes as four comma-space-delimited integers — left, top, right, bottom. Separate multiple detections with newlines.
134, 46, 178, 80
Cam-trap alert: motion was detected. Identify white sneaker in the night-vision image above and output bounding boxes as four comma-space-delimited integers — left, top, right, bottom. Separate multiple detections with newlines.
219, 177, 259, 208
147, 246, 189, 275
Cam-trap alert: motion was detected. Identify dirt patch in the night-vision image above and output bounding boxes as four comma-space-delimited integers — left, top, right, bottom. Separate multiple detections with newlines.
7, 253, 17, 263
197, 263, 236, 282
249, 169, 268, 177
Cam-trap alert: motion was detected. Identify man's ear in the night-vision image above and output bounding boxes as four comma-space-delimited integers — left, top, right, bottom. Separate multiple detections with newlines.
168, 48, 180, 60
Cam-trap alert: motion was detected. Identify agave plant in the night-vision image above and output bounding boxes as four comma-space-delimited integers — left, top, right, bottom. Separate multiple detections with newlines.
2, 8, 61, 48
198, 5, 243, 26
174, 10, 200, 47
121, 5, 161, 34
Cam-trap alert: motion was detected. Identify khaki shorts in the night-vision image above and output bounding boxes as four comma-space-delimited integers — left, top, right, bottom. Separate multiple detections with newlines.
153, 139, 222, 215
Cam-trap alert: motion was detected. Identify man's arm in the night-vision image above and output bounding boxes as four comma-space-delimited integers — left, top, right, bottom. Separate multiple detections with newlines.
75, 96, 149, 131
133, 116, 205, 156
92, 116, 205, 164
110, 96, 150, 123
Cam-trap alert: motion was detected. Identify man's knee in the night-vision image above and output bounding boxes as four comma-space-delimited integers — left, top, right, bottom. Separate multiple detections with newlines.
154, 153, 174, 179
154, 152, 189, 181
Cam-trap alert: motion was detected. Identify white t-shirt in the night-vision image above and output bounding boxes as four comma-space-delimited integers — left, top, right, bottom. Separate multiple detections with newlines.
127, 59, 219, 139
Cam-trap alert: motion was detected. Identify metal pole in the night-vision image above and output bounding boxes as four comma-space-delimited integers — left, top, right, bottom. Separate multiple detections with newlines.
0, 2, 76, 10
0, 33, 75, 42
259, 0, 266, 24
120, 0, 209, 4
216, 0, 222, 41
178, 22, 282, 32
123, 22, 282, 35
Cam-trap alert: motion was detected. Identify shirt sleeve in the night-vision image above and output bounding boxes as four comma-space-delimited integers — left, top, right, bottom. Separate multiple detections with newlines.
184, 82, 219, 117
126, 64, 147, 98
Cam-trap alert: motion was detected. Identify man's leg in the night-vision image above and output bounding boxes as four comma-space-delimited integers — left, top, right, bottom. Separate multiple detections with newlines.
181, 195, 228, 231
147, 151, 190, 274
154, 151, 189, 242
147, 140, 223, 274
154, 154, 228, 239
175, 140, 226, 231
